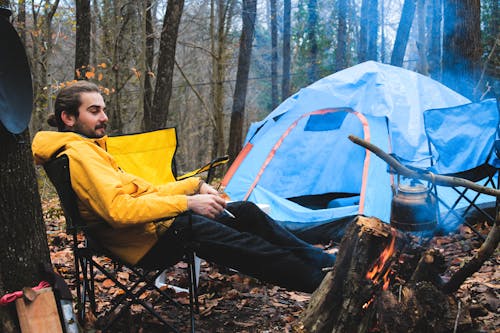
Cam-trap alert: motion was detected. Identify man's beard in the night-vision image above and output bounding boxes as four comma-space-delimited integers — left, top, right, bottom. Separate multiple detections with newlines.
74, 122, 107, 138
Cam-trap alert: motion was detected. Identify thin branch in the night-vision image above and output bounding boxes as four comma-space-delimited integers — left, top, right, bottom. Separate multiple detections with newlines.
474, 33, 500, 99
174, 60, 217, 129
441, 222, 499, 294
348, 135, 500, 197
177, 41, 218, 59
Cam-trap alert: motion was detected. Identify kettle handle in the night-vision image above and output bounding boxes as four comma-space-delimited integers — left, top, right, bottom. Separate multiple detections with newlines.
391, 174, 401, 196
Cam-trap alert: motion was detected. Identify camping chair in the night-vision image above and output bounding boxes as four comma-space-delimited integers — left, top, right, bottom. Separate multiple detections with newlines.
106, 127, 229, 184
44, 128, 228, 332
423, 98, 499, 234
44, 155, 198, 333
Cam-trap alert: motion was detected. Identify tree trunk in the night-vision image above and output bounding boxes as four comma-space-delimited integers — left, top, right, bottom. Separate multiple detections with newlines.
16, 0, 26, 43
367, 0, 378, 60
358, 0, 369, 62
416, 0, 429, 74
281, 0, 291, 100
143, 0, 154, 127
211, 0, 235, 163
380, 0, 386, 62
427, 0, 442, 80
442, 0, 482, 100
148, 0, 185, 131
227, 0, 257, 161
306, 0, 318, 83
270, 0, 278, 109
29, 0, 60, 134
75, 0, 91, 79
0, 127, 51, 332
391, 0, 416, 66
335, 0, 348, 70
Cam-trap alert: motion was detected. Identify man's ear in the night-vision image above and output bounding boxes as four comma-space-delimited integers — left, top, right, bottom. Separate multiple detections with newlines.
60, 111, 76, 128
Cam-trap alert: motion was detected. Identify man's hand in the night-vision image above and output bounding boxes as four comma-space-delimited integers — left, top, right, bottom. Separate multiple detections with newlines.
187, 194, 226, 219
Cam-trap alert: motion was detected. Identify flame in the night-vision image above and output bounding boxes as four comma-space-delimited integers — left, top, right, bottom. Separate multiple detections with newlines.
365, 231, 396, 291
362, 296, 374, 309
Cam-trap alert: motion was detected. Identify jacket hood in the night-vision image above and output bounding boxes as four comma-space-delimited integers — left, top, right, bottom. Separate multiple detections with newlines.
32, 131, 107, 165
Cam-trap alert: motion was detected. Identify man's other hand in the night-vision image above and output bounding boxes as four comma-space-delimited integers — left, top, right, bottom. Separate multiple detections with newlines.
187, 194, 226, 219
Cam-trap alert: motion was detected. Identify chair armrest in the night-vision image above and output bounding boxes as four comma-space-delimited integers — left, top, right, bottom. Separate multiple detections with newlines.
176, 155, 230, 182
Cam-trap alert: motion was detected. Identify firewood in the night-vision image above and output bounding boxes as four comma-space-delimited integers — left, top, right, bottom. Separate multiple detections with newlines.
297, 216, 474, 333
409, 248, 446, 286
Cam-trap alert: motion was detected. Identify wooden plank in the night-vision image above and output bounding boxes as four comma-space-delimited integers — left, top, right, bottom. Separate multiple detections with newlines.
15, 288, 63, 333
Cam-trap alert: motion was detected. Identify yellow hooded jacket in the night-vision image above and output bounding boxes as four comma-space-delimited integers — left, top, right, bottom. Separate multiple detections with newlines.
32, 131, 201, 265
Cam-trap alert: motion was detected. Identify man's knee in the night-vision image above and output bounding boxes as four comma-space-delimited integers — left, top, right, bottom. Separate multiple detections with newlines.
229, 201, 260, 215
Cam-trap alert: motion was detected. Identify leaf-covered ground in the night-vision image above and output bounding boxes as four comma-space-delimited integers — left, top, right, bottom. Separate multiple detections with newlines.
42, 191, 499, 333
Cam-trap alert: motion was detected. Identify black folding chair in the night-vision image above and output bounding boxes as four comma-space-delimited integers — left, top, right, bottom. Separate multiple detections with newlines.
423, 99, 500, 234
44, 155, 199, 333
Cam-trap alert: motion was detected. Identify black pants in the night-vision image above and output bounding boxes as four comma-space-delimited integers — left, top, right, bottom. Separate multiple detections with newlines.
139, 201, 336, 293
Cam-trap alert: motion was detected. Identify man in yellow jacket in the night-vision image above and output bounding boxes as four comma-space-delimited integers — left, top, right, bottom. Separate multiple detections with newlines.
32, 81, 335, 293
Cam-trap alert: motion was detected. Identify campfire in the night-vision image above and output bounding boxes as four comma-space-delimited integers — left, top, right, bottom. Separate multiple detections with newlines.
294, 136, 500, 333
296, 216, 469, 333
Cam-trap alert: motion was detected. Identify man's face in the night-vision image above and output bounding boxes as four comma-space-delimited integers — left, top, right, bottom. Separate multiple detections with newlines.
65, 92, 108, 138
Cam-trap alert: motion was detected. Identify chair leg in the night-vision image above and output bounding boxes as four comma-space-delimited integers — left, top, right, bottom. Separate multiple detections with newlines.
187, 251, 199, 333
73, 249, 84, 324
186, 213, 198, 333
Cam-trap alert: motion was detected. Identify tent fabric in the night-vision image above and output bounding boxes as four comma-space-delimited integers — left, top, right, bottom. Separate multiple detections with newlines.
222, 61, 485, 230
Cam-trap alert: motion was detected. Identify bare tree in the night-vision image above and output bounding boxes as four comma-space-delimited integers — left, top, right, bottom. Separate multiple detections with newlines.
391, 0, 416, 66
442, 0, 482, 100
270, 0, 279, 109
228, 0, 257, 161
75, 0, 91, 79
358, 0, 369, 61
281, 0, 291, 100
29, 0, 60, 133
147, 0, 185, 130
16, 0, 26, 43
367, 0, 378, 60
210, 0, 236, 159
306, 0, 318, 83
427, 0, 442, 80
143, 0, 154, 125
416, 0, 429, 74
336, 0, 348, 70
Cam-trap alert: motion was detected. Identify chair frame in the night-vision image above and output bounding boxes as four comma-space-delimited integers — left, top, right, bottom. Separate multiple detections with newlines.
44, 155, 199, 333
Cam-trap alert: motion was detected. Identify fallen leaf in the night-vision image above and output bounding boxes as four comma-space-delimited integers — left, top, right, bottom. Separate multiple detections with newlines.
102, 279, 115, 288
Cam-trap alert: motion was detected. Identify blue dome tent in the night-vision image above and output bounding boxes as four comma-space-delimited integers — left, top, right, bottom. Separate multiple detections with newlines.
222, 61, 498, 232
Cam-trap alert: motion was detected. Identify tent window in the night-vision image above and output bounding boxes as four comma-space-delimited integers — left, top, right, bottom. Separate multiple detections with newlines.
304, 112, 347, 131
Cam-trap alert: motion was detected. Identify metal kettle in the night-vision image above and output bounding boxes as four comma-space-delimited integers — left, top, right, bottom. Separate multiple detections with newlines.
390, 181, 437, 232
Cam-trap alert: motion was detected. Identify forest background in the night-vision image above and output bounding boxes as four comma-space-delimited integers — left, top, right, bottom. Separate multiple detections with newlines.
6, 0, 500, 174
0, 0, 499, 330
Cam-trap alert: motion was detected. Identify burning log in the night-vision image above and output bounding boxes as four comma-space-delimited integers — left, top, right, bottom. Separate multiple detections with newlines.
348, 135, 499, 291
296, 216, 473, 333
